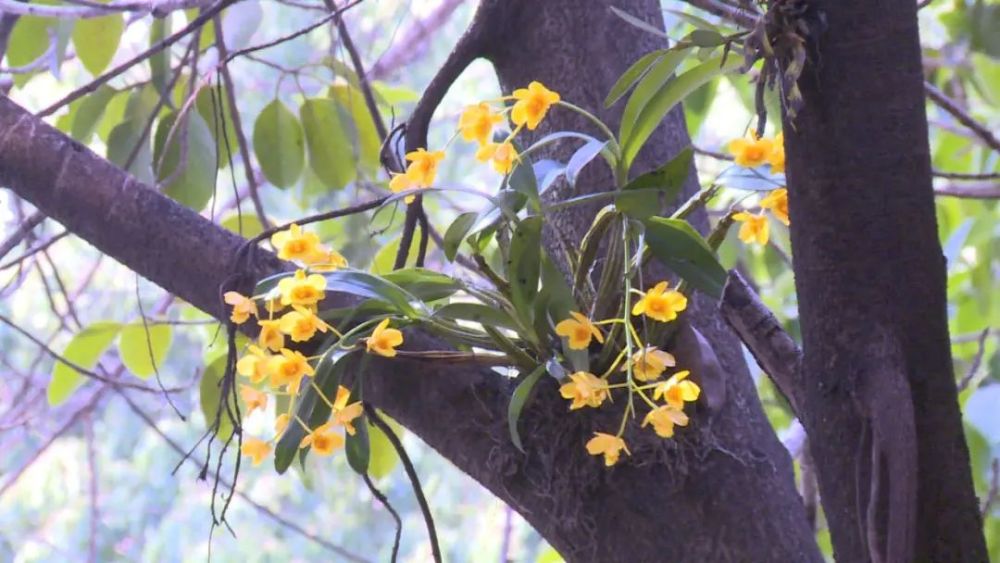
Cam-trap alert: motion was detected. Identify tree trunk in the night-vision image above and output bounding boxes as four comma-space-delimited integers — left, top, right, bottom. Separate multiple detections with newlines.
783, 0, 987, 561
0, 1, 826, 560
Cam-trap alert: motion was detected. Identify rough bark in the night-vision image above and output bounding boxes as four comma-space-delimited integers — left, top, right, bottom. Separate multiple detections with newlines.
1, 1, 821, 560
782, 0, 988, 561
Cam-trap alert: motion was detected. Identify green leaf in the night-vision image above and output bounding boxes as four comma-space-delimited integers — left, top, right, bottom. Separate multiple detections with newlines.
509, 216, 544, 327
300, 97, 356, 190
622, 54, 742, 168
71, 86, 117, 142
345, 414, 371, 474
616, 147, 693, 219
643, 216, 728, 298
382, 268, 460, 302
683, 29, 726, 47
507, 364, 547, 452
48, 322, 121, 406
565, 139, 609, 187
253, 99, 305, 188
605, 49, 669, 108
619, 49, 687, 146
329, 84, 381, 174
6, 16, 52, 69
107, 119, 154, 184
443, 212, 478, 262
198, 354, 238, 441
367, 415, 402, 479
219, 0, 262, 50
220, 212, 264, 238
125, 84, 161, 124
118, 323, 173, 379
72, 13, 124, 76
195, 86, 239, 169
433, 303, 519, 331
149, 19, 171, 98
574, 206, 617, 295
370, 235, 417, 275
509, 142, 540, 210
96, 90, 129, 143
321, 268, 421, 318
153, 110, 218, 210
275, 349, 348, 473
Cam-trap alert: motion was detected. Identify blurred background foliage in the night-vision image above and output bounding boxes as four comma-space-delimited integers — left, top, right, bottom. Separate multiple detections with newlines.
0, 0, 996, 561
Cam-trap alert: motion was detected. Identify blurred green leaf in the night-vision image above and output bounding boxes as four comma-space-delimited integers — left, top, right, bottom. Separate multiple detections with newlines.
253, 99, 305, 188
49, 322, 121, 406
509, 216, 544, 327
195, 86, 239, 169
330, 84, 381, 174
301, 97, 356, 190
198, 354, 237, 441
107, 119, 154, 184
153, 110, 218, 210
6, 16, 52, 69
71, 86, 117, 142
345, 414, 371, 474
73, 12, 124, 76
119, 323, 173, 380
367, 414, 402, 479
220, 212, 264, 238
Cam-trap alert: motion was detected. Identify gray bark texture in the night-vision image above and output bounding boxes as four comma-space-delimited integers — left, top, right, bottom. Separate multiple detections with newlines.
782, 0, 987, 561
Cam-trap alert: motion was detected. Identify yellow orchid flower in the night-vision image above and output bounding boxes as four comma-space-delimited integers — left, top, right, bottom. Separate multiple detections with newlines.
511, 81, 560, 130
622, 346, 676, 382
223, 291, 258, 324
559, 371, 610, 410
642, 405, 690, 438
631, 281, 687, 323
733, 212, 770, 245
241, 437, 271, 466
585, 432, 630, 466
554, 311, 604, 350
652, 370, 701, 409
366, 319, 404, 357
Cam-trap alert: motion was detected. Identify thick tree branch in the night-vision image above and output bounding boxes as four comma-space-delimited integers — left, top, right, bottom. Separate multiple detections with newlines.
719, 270, 803, 416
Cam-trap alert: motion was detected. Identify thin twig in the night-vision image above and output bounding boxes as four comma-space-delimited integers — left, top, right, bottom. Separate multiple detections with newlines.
361, 472, 402, 562
934, 183, 1000, 200
38, 0, 234, 117
115, 388, 372, 563
364, 404, 441, 563
213, 14, 271, 229
0, 211, 46, 261
924, 81, 1000, 154
958, 328, 990, 391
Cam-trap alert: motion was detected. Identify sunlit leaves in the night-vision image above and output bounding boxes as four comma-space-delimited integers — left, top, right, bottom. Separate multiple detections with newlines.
107, 119, 154, 184
153, 110, 218, 210
71, 86, 117, 142
253, 99, 305, 188
72, 11, 124, 76
300, 98, 355, 190
6, 16, 52, 69
48, 322, 121, 406
119, 323, 173, 379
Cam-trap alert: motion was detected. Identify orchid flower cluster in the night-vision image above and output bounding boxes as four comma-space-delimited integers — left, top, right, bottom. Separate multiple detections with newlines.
225, 228, 402, 466
222, 77, 791, 471
727, 133, 790, 246
555, 281, 702, 466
